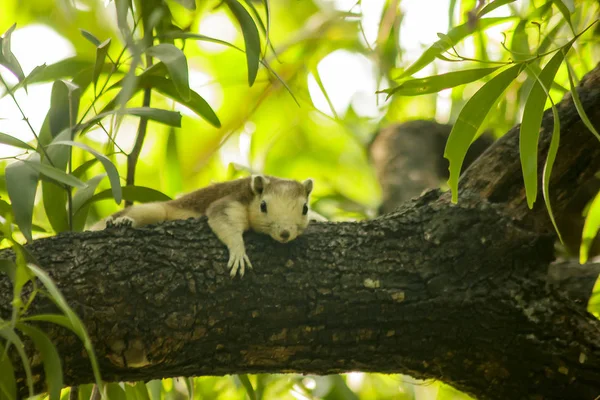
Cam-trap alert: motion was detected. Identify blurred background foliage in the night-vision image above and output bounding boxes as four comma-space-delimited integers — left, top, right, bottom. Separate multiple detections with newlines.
0, 0, 599, 399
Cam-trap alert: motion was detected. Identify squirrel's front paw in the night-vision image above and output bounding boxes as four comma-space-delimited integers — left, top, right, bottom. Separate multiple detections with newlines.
227, 246, 252, 278
107, 216, 135, 228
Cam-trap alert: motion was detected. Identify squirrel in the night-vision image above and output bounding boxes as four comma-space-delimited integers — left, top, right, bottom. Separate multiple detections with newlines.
90, 175, 315, 277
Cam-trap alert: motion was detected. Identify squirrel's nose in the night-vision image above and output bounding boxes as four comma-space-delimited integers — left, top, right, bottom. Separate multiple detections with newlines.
280, 230, 290, 241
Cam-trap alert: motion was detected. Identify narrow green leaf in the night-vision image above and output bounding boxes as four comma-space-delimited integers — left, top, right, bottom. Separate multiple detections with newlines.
47, 141, 122, 204
520, 48, 569, 208
72, 158, 99, 179
0, 341, 17, 400
552, 0, 575, 34
80, 185, 171, 210
0, 64, 47, 96
399, 17, 514, 79
444, 63, 524, 202
542, 103, 563, 245
159, 31, 298, 104
16, 324, 63, 400
81, 107, 182, 130
25, 58, 95, 86
0, 24, 25, 82
80, 29, 101, 46
124, 382, 151, 400
72, 174, 106, 232
382, 67, 500, 97
160, 31, 243, 51
94, 39, 111, 89
145, 43, 191, 101
6, 155, 40, 242
581, 191, 600, 264
237, 375, 256, 400
139, 76, 220, 127
26, 264, 103, 393
448, 0, 457, 29
0, 132, 35, 151
0, 327, 34, 397
41, 128, 72, 234
22, 314, 72, 328
49, 80, 80, 137
511, 20, 529, 60
261, 0, 272, 57
105, 383, 126, 400
225, 0, 261, 86
565, 61, 600, 142
477, 0, 517, 17
22, 159, 87, 189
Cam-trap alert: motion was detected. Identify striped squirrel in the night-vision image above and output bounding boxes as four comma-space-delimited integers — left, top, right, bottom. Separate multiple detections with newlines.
90, 175, 316, 277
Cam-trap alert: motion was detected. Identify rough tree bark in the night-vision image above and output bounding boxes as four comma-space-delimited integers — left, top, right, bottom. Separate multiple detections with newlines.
2, 63, 600, 400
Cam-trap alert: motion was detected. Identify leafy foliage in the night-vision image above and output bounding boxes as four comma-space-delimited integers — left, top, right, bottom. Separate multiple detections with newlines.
0, 0, 598, 399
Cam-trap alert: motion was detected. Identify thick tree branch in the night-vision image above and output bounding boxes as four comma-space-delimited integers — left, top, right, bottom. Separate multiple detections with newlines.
2, 64, 600, 400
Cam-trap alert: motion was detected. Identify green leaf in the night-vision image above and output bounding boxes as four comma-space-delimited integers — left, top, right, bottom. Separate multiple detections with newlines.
448, 0, 458, 28
41, 129, 72, 234
139, 76, 220, 127
80, 185, 171, 210
49, 80, 80, 137
26, 264, 103, 393
72, 174, 106, 232
445, 63, 524, 202
0, 341, 16, 400
0, 24, 25, 83
22, 314, 72, 328
237, 375, 256, 400
81, 107, 182, 130
124, 382, 152, 400
105, 383, 126, 400
80, 29, 101, 46
47, 140, 123, 204
551, 0, 575, 34
25, 58, 95, 86
160, 31, 243, 51
0, 327, 34, 397
16, 323, 63, 400
0, 132, 35, 151
581, 191, 600, 264
542, 102, 563, 245
22, 159, 87, 189
399, 17, 514, 79
511, 20, 529, 60
94, 39, 111, 89
145, 43, 190, 101
225, 0, 261, 86
565, 61, 600, 142
520, 48, 569, 208
6, 154, 40, 242
72, 158, 100, 179
382, 67, 499, 97
477, 0, 517, 17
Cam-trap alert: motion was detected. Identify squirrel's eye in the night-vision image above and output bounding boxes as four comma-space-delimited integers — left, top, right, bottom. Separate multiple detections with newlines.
302, 203, 308, 215
260, 200, 267, 213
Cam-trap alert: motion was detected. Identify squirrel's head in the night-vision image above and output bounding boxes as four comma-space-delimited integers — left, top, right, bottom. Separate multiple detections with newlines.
248, 175, 313, 243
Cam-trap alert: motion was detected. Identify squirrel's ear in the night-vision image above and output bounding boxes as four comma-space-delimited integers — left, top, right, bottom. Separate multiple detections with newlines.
302, 178, 313, 196
251, 175, 269, 195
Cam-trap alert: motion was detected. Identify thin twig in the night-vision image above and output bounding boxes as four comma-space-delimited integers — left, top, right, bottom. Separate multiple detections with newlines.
125, 54, 153, 206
